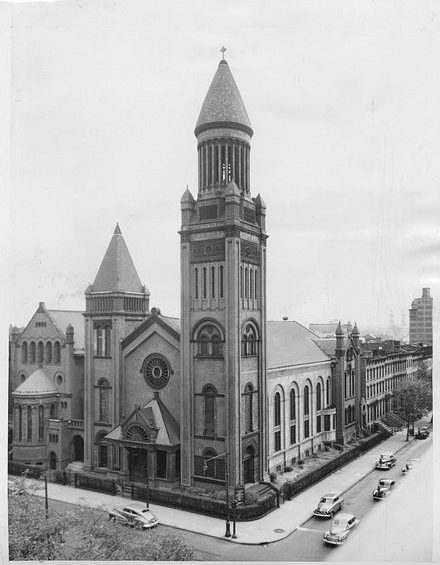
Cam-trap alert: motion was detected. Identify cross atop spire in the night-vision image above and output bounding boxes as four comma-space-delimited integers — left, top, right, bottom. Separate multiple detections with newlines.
220, 46, 226, 60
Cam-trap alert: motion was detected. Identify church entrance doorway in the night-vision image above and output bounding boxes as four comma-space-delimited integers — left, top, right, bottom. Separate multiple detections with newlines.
128, 448, 148, 483
73, 435, 84, 461
243, 445, 255, 484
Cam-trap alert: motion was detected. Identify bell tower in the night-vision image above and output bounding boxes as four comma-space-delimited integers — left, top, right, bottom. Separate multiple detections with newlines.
180, 54, 268, 488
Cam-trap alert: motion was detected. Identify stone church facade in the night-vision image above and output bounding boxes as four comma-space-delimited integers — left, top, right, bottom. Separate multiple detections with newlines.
9, 56, 347, 492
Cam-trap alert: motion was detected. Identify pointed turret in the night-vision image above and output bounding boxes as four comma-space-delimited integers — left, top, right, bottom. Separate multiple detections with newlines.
195, 59, 252, 137
91, 224, 144, 293
335, 321, 344, 358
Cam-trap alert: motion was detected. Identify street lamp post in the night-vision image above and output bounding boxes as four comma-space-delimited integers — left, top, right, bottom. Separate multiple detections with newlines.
203, 452, 231, 538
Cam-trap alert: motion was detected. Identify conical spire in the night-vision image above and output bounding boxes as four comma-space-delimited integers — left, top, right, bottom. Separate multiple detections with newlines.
352, 322, 360, 337
335, 321, 344, 337
195, 58, 252, 137
91, 225, 144, 293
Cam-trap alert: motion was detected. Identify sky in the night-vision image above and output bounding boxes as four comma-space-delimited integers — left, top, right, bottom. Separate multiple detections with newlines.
4, 0, 440, 332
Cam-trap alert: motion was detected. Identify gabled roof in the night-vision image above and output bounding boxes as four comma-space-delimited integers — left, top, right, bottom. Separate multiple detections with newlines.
105, 396, 180, 447
122, 311, 180, 349
195, 59, 252, 136
266, 321, 330, 369
13, 367, 59, 396
90, 224, 145, 294
47, 309, 85, 351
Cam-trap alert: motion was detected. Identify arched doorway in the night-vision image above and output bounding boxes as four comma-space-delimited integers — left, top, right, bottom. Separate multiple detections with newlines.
73, 435, 84, 461
243, 445, 255, 484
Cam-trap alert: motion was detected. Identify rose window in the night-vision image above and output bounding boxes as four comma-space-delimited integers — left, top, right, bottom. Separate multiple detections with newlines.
143, 355, 171, 390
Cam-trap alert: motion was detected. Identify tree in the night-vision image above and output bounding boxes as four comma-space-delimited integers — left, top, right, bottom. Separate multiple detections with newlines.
393, 378, 432, 441
8, 478, 194, 561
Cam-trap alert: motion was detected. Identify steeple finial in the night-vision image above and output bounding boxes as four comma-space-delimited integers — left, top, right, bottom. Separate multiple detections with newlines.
220, 46, 226, 60
114, 222, 122, 235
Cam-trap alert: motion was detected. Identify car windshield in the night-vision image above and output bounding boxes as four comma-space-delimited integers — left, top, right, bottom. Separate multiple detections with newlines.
320, 497, 331, 504
332, 519, 347, 527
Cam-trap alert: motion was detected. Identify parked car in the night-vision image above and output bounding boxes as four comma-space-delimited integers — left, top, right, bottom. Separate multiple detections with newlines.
375, 452, 396, 470
373, 478, 395, 499
108, 505, 159, 529
323, 512, 360, 545
415, 427, 430, 439
313, 493, 344, 518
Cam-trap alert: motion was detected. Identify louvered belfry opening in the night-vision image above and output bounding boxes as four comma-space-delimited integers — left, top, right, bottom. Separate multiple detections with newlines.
198, 138, 250, 193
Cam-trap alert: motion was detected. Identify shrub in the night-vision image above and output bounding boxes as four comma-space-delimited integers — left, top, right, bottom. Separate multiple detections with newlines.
283, 465, 292, 473
297, 459, 305, 465
269, 472, 277, 482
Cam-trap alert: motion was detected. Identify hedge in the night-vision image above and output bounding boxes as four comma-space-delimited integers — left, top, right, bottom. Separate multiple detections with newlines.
280, 432, 385, 500
8, 460, 44, 479
73, 472, 118, 495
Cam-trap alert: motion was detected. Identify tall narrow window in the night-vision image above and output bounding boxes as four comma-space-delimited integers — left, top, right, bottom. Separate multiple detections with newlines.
290, 424, 296, 445
45, 342, 52, 363
245, 268, 249, 298
97, 433, 108, 468
95, 327, 103, 356
49, 404, 57, 418
219, 265, 224, 298
244, 383, 254, 433
29, 342, 36, 363
104, 326, 111, 356
304, 385, 310, 416
37, 341, 44, 364
250, 269, 254, 299
254, 269, 259, 300
274, 392, 281, 426
203, 384, 216, 436
98, 378, 110, 422
38, 405, 44, 442
202, 267, 207, 299
326, 378, 331, 406
316, 382, 322, 411
240, 266, 243, 298
290, 389, 296, 420
27, 406, 32, 442
194, 268, 199, 299
21, 342, 28, 363
18, 406, 22, 441
54, 341, 61, 364
211, 266, 215, 298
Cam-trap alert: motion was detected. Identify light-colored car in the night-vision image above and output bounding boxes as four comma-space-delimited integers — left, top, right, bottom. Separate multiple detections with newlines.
108, 505, 159, 529
373, 478, 395, 499
323, 512, 360, 545
313, 493, 344, 518
375, 452, 396, 470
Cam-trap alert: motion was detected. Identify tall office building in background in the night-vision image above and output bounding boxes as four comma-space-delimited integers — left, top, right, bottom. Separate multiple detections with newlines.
409, 288, 433, 346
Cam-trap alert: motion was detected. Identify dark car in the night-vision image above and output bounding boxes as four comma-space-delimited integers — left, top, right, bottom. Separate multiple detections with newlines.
313, 493, 344, 518
323, 512, 360, 545
375, 452, 396, 470
373, 478, 395, 500
415, 427, 429, 439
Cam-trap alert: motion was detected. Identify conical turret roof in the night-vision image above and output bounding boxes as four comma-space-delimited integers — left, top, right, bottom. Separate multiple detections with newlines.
195, 59, 252, 136
91, 224, 144, 293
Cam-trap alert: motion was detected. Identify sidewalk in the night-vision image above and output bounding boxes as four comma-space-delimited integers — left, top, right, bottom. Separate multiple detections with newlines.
26, 414, 431, 545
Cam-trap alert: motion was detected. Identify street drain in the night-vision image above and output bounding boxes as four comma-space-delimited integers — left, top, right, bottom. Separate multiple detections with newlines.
274, 528, 285, 533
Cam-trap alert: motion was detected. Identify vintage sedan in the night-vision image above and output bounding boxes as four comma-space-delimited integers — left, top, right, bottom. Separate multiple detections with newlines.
375, 452, 396, 470
313, 493, 344, 518
415, 427, 430, 439
373, 478, 395, 499
108, 505, 159, 529
323, 512, 360, 545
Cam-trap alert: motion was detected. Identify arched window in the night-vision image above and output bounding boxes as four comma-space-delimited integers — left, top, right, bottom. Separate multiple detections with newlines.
37, 341, 44, 364
219, 265, 224, 298
244, 383, 254, 433
274, 392, 281, 427
18, 405, 22, 441
304, 385, 310, 416
316, 382, 322, 411
241, 323, 258, 356
240, 266, 243, 298
245, 268, 249, 298
29, 342, 36, 363
49, 404, 57, 419
54, 341, 61, 364
95, 326, 103, 356
21, 342, 28, 363
254, 269, 259, 300
290, 389, 296, 420
97, 378, 111, 423
20, 373, 26, 384
27, 406, 32, 442
196, 324, 223, 357
326, 378, 331, 406
97, 432, 108, 468
202, 267, 207, 299
249, 269, 254, 299
104, 326, 111, 356
45, 342, 52, 363
38, 405, 45, 442
203, 384, 217, 436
